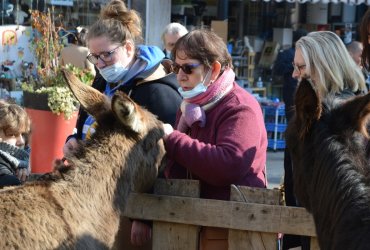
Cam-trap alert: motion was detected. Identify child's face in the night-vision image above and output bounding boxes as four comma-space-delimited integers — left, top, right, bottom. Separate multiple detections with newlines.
0, 130, 25, 148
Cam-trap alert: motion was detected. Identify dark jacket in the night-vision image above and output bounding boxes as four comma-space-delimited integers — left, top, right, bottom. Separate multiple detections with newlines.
74, 52, 181, 140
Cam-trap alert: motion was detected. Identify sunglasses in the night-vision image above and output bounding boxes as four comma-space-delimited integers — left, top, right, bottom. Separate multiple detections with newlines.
87, 46, 121, 64
171, 63, 201, 74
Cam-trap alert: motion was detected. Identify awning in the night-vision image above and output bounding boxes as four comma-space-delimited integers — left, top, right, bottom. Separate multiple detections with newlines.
254, 0, 370, 4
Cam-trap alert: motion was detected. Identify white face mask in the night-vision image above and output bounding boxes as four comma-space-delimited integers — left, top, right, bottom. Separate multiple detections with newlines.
164, 50, 171, 58
99, 62, 128, 83
178, 70, 211, 99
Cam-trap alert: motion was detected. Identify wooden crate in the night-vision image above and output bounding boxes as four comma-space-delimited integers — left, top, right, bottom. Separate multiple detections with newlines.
124, 179, 319, 250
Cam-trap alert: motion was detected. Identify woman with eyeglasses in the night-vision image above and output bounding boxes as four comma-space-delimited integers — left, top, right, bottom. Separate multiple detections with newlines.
65, 0, 181, 142
63, 0, 181, 248
162, 29, 267, 250
287, 31, 367, 250
293, 31, 366, 97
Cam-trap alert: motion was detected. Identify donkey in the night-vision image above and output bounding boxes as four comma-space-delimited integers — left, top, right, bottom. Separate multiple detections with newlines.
285, 79, 370, 250
0, 69, 166, 249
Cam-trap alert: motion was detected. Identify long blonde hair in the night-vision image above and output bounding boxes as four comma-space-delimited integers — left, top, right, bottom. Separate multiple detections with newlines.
296, 31, 367, 97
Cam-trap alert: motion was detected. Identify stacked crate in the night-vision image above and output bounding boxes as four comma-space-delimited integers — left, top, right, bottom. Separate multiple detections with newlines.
262, 104, 287, 151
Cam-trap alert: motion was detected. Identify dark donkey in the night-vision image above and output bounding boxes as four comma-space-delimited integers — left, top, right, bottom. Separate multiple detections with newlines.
0, 69, 166, 249
286, 79, 370, 250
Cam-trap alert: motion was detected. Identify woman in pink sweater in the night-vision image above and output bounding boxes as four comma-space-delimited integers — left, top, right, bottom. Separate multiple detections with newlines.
163, 29, 268, 250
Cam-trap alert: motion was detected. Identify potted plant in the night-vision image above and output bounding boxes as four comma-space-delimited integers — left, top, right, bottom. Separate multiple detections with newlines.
22, 9, 94, 173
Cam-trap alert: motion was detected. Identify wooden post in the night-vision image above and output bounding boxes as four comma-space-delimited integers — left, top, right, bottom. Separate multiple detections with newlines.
228, 186, 282, 250
152, 179, 200, 250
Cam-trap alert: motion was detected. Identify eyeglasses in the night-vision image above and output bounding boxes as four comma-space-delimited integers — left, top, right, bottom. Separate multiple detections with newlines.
292, 62, 306, 74
171, 63, 201, 74
87, 46, 121, 64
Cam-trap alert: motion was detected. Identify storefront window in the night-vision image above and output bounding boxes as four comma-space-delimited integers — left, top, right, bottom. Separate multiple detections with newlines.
0, 0, 104, 28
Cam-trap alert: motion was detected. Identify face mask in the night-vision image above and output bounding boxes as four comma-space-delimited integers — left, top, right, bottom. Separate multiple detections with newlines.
178, 70, 211, 99
165, 50, 171, 58
99, 62, 128, 83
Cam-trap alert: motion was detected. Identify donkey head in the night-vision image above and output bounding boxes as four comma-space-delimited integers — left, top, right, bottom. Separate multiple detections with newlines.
62, 69, 166, 194
286, 78, 370, 210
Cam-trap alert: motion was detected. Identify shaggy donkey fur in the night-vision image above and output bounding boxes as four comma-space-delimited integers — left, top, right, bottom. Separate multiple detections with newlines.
0, 69, 166, 249
286, 79, 370, 250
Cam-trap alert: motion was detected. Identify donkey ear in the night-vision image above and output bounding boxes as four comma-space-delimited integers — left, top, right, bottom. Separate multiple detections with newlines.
62, 69, 111, 118
111, 91, 143, 133
340, 92, 370, 138
294, 78, 322, 139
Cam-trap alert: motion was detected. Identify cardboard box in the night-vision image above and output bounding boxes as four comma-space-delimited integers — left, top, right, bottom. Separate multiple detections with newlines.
211, 20, 228, 44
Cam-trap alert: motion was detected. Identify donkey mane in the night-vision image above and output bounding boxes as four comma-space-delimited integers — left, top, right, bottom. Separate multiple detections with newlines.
286, 79, 370, 250
0, 69, 166, 250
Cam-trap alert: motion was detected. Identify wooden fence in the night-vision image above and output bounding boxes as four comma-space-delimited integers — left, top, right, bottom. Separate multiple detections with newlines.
123, 179, 319, 250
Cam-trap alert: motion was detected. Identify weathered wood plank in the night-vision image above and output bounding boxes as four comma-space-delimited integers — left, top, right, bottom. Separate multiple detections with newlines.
124, 193, 316, 236
152, 222, 198, 250
229, 231, 278, 250
152, 179, 200, 250
154, 178, 200, 197
230, 185, 282, 205
310, 237, 320, 250
229, 185, 282, 250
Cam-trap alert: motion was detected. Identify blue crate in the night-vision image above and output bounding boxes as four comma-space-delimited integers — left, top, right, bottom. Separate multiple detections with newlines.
265, 123, 287, 132
268, 139, 286, 150
262, 105, 285, 116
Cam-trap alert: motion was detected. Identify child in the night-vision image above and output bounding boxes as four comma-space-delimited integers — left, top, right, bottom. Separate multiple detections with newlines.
0, 100, 31, 188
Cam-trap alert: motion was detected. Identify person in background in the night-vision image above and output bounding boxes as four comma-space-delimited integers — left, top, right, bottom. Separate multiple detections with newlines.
346, 40, 369, 91
346, 41, 363, 67
360, 9, 370, 91
0, 100, 31, 188
360, 8, 370, 72
273, 29, 307, 250
293, 31, 366, 97
161, 22, 188, 59
287, 31, 367, 250
162, 29, 267, 250
63, 0, 181, 248
60, 27, 96, 76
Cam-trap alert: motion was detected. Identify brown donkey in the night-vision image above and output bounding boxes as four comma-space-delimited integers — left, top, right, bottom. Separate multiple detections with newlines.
286, 79, 370, 250
0, 69, 166, 249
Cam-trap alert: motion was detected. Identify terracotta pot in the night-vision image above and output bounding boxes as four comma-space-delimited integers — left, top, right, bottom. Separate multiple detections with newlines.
23, 91, 78, 173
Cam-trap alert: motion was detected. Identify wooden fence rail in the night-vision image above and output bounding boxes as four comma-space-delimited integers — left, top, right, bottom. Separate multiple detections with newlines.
123, 179, 319, 250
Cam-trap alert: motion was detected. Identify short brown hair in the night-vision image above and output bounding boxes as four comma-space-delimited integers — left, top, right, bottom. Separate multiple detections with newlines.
0, 100, 30, 136
171, 29, 232, 71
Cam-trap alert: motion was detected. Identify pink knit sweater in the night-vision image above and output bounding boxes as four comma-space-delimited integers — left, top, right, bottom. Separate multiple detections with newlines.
164, 83, 268, 200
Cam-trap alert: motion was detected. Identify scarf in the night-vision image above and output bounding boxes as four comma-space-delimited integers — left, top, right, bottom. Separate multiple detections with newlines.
177, 68, 235, 132
0, 142, 29, 175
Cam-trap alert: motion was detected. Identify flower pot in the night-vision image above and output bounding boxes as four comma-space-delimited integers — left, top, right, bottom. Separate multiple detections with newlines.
23, 91, 78, 173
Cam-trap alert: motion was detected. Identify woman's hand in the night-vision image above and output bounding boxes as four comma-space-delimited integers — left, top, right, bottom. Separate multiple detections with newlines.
16, 168, 29, 182
63, 137, 78, 155
163, 123, 174, 139
131, 220, 151, 246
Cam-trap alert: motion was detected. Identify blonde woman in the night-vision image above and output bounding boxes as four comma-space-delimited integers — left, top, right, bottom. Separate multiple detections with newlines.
293, 31, 367, 97
286, 31, 367, 249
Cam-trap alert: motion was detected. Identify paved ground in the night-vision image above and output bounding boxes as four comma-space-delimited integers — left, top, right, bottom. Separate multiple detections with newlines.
266, 150, 285, 189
